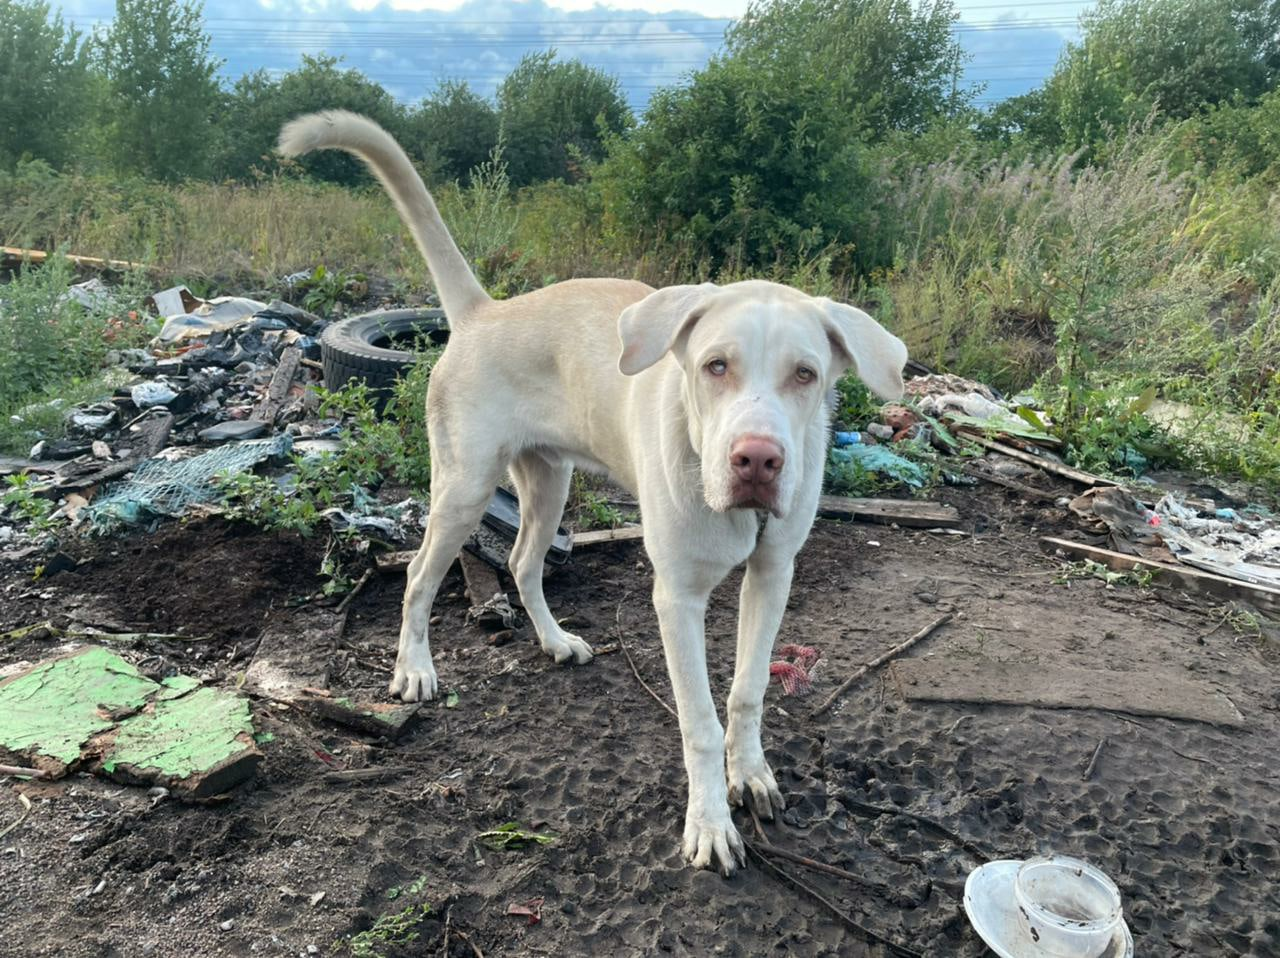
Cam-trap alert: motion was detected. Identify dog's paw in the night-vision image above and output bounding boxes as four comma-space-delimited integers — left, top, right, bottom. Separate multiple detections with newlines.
540, 628, 594, 666
682, 805, 746, 877
726, 750, 785, 820
389, 648, 439, 702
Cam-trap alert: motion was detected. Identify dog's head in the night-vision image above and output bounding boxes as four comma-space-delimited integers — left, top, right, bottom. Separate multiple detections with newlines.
617, 280, 907, 519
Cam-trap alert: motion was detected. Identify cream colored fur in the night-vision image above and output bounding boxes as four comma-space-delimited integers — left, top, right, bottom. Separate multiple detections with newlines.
278, 110, 908, 876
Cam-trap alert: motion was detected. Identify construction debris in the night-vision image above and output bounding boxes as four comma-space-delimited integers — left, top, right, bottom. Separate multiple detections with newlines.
0, 647, 261, 797
891, 655, 1244, 727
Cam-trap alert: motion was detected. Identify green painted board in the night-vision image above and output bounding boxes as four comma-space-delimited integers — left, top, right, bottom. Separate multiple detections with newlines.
102, 686, 261, 798
0, 647, 156, 771
0, 645, 261, 796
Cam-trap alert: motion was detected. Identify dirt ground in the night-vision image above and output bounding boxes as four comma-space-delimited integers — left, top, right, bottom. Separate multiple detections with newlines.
1, 481, 1277, 957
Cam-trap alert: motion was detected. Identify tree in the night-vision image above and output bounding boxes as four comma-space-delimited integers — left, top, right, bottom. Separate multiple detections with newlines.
223, 55, 406, 184
1043, 0, 1280, 150
724, 0, 967, 137
0, 0, 92, 170
597, 0, 966, 273
96, 0, 223, 181
496, 51, 632, 186
404, 80, 500, 184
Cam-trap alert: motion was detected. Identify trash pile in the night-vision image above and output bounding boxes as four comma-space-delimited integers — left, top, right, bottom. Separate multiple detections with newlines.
1070, 487, 1280, 589
1, 284, 340, 551
841, 371, 1280, 601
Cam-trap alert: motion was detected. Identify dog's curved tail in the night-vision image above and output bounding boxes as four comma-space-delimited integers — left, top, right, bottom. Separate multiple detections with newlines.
278, 110, 490, 323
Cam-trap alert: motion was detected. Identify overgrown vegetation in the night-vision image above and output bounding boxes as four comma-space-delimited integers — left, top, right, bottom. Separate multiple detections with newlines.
4, 0, 1280, 496
0, 253, 154, 452
218, 355, 437, 538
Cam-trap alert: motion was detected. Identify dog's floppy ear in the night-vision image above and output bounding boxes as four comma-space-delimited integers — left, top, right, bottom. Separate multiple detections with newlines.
819, 299, 909, 400
617, 283, 719, 376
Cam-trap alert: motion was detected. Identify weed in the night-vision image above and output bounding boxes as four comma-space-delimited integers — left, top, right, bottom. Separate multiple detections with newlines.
345, 901, 432, 958
2, 474, 58, 532
296, 264, 368, 315
476, 822, 557, 850
568, 473, 632, 530
0, 253, 155, 454
829, 373, 882, 431
1054, 559, 1154, 589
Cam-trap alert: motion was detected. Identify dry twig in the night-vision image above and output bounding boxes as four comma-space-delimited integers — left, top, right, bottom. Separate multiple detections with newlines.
1082, 737, 1107, 781
615, 597, 677, 720
743, 840, 923, 958
811, 613, 953, 718
0, 793, 33, 841
0, 765, 50, 780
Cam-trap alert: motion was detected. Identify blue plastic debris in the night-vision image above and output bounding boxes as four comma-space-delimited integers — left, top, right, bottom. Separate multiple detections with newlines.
829, 443, 926, 487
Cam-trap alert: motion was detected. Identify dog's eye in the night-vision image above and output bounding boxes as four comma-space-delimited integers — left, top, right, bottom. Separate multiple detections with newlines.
706, 359, 728, 377
796, 365, 816, 384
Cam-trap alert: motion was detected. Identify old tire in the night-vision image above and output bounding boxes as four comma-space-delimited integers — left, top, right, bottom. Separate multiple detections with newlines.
320, 308, 449, 394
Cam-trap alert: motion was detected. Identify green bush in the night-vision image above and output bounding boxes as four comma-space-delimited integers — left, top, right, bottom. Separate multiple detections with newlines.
0, 254, 154, 452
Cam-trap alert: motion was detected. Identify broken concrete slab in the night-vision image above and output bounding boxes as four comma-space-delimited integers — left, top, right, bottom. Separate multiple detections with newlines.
891, 656, 1244, 727
0, 647, 261, 795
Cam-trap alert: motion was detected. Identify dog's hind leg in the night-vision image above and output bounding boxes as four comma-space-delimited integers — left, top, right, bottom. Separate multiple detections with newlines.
394, 458, 503, 701
508, 451, 593, 665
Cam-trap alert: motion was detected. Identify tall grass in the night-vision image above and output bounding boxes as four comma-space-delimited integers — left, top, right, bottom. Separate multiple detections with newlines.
3, 131, 1278, 491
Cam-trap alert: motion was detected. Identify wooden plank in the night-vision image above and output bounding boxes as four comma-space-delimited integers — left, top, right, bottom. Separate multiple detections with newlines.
892, 656, 1244, 728
245, 604, 339, 702
958, 432, 1117, 487
251, 346, 301, 423
817, 495, 961, 529
1, 245, 147, 272
0, 648, 261, 796
0, 457, 60, 477
950, 462, 1060, 502
1040, 536, 1280, 614
459, 549, 515, 627
571, 525, 645, 547
295, 690, 420, 739
375, 497, 958, 576
50, 412, 173, 493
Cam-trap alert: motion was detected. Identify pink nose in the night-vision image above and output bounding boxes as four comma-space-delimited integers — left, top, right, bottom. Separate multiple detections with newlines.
730, 436, 785, 485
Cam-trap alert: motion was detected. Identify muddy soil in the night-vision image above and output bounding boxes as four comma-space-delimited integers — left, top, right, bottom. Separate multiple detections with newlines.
0, 483, 1277, 957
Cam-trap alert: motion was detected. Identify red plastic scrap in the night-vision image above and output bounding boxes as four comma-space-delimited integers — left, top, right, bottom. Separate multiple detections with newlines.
506, 897, 544, 925
769, 644, 822, 696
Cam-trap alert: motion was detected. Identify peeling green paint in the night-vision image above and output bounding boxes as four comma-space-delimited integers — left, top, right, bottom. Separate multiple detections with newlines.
102, 688, 255, 778
157, 675, 202, 699
0, 647, 155, 764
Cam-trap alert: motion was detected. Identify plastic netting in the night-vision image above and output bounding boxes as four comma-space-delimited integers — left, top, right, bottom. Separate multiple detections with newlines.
83, 434, 292, 533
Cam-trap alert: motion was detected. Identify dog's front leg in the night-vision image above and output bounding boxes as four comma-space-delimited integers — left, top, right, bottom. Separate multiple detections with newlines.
724, 549, 792, 819
653, 574, 746, 876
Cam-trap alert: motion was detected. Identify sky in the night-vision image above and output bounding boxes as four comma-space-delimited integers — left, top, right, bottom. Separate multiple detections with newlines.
58, 0, 1096, 113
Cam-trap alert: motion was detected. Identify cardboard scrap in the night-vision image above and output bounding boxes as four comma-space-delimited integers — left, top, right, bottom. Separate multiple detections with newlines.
0, 647, 261, 796
891, 656, 1244, 728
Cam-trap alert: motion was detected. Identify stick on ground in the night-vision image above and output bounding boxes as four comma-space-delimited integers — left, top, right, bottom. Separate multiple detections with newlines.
0, 793, 33, 842
615, 598, 677, 720
810, 613, 953, 718
746, 807, 928, 906
743, 841, 923, 958
1082, 737, 1107, 781
0, 764, 50, 780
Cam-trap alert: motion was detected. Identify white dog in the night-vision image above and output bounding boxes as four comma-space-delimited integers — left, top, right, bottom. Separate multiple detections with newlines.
279, 111, 908, 876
